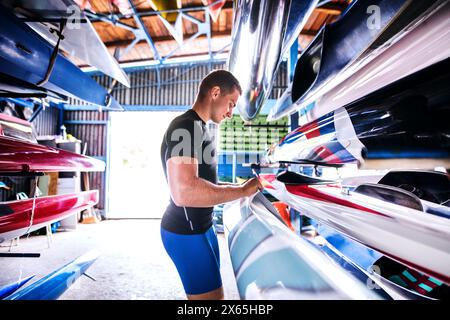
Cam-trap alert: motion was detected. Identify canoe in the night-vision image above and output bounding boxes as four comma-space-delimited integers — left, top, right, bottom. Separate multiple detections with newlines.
281, 0, 319, 62
148, 0, 180, 23
294, 1, 450, 124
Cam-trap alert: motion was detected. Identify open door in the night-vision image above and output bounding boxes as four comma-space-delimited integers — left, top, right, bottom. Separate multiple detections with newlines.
108, 111, 182, 218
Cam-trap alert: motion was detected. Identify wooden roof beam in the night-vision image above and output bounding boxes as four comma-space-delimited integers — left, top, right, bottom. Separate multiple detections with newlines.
103, 30, 231, 48
315, 1, 348, 16
89, 1, 234, 20
102, 27, 322, 49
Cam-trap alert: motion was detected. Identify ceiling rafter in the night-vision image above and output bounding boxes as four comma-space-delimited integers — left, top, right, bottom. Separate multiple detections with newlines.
85, 0, 349, 64
87, 1, 234, 20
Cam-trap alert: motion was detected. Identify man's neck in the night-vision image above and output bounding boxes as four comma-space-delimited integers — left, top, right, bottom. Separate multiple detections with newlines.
192, 101, 210, 123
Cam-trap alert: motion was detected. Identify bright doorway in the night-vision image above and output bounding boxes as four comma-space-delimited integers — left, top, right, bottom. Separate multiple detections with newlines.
108, 111, 182, 218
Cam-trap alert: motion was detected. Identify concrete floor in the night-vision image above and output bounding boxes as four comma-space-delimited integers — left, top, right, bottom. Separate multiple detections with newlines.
0, 220, 240, 300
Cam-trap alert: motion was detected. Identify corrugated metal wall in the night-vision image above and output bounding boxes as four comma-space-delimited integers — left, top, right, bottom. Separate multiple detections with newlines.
64, 60, 288, 213
70, 60, 288, 106
33, 106, 60, 136
64, 111, 108, 210
121, 63, 214, 105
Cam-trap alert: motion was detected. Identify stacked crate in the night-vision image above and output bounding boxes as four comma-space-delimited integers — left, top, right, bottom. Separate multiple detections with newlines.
219, 114, 289, 152
217, 114, 289, 182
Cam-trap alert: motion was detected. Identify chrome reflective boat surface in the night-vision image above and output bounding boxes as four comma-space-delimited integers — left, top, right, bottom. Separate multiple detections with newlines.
223, 192, 384, 299
228, 0, 291, 121
269, 0, 446, 120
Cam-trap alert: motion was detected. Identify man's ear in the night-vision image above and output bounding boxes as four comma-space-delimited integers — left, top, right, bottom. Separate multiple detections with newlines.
211, 86, 221, 99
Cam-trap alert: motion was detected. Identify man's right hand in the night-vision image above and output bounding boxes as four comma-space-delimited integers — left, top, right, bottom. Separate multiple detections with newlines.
241, 177, 263, 197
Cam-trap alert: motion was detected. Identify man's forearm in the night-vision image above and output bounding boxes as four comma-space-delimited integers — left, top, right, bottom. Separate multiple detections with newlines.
218, 181, 239, 186
177, 177, 245, 207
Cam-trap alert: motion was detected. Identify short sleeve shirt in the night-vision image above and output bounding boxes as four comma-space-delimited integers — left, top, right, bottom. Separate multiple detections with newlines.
160, 109, 217, 234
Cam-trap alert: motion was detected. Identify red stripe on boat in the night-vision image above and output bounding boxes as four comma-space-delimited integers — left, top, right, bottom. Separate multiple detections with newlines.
285, 184, 388, 217
299, 120, 321, 139
259, 174, 276, 190
265, 174, 450, 285
312, 145, 341, 163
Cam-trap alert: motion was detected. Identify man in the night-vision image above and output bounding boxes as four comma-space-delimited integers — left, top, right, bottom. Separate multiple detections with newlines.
160, 69, 262, 300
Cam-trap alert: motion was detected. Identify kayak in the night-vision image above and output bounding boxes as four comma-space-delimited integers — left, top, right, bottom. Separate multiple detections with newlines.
268, 0, 448, 121
0, 136, 106, 174
265, 58, 450, 166
259, 171, 450, 285
0, 6, 122, 110
223, 192, 384, 299
0, 275, 34, 300
318, 225, 447, 299
4, 250, 99, 300
1, 0, 130, 87
0, 190, 99, 243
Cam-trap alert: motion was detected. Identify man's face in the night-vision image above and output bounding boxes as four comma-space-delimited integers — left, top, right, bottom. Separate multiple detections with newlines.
210, 87, 240, 124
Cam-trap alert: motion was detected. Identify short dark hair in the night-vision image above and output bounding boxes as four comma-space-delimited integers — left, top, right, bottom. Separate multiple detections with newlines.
197, 69, 241, 101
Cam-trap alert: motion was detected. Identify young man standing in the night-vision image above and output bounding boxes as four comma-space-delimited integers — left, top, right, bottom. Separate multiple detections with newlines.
160, 70, 262, 300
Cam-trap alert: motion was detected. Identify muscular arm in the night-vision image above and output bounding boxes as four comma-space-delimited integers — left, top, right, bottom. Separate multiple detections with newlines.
167, 156, 259, 207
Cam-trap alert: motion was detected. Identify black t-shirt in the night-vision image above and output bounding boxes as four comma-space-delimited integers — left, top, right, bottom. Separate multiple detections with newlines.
160, 109, 217, 234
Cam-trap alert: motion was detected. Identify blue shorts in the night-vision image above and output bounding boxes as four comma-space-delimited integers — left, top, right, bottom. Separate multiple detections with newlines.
160, 226, 222, 295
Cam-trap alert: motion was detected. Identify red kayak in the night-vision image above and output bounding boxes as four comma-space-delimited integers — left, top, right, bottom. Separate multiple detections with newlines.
0, 190, 99, 243
0, 136, 105, 173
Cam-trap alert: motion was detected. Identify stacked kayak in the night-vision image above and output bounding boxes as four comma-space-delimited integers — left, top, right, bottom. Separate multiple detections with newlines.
223, 192, 385, 299
259, 171, 450, 287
